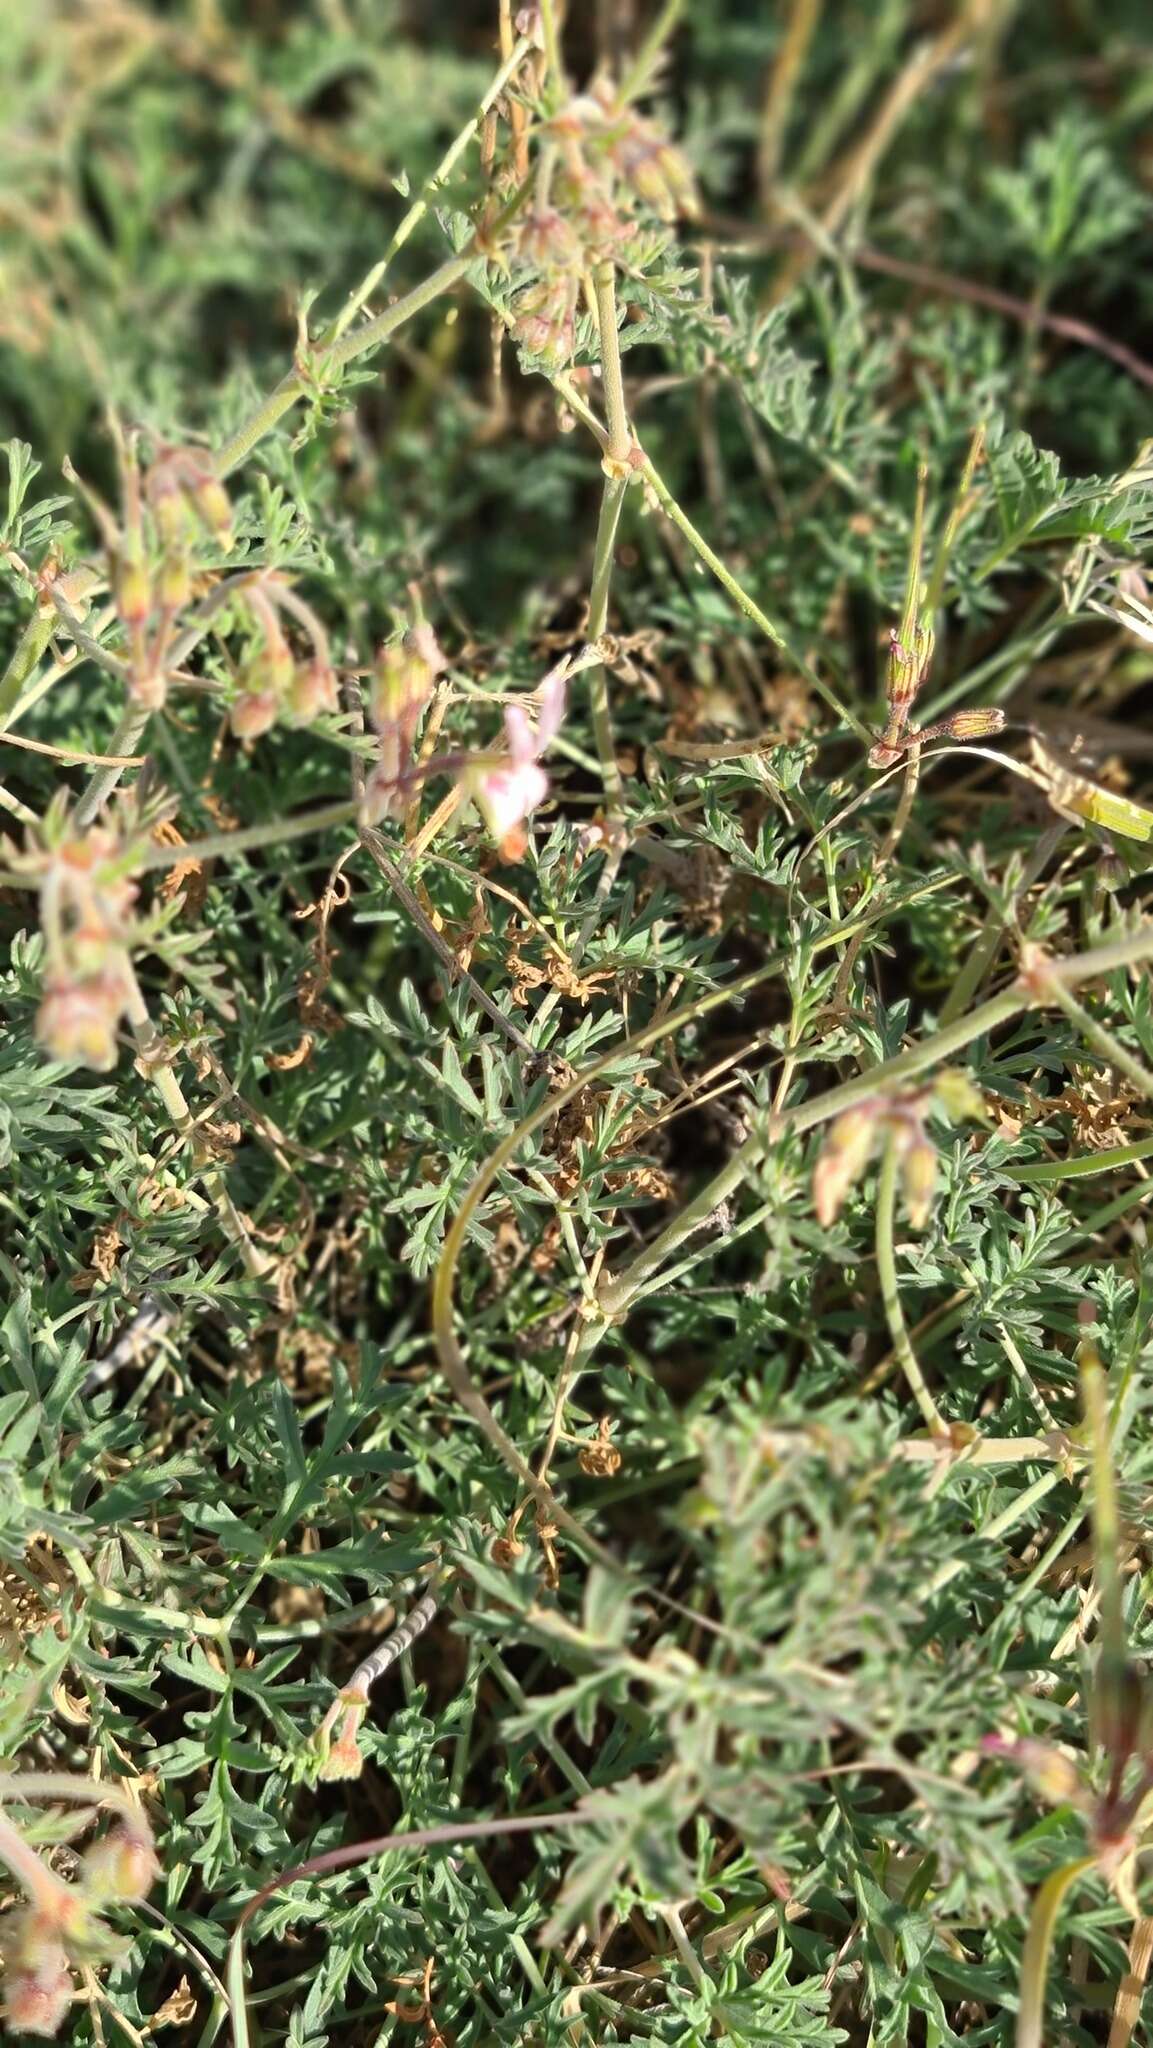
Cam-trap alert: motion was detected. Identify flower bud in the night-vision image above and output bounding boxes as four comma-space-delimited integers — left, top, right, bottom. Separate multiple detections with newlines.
932, 1069, 988, 1124
516, 207, 582, 273
371, 624, 443, 741
511, 275, 578, 369
114, 556, 152, 628
617, 129, 697, 220
190, 475, 233, 550
812, 1104, 880, 1226
470, 761, 549, 856
317, 1692, 367, 1782
229, 688, 280, 741
79, 1824, 159, 1906
157, 551, 192, 613
901, 1135, 938, 1229
982, 1734, 1087, 1810
150, 478, 187, 548
1, 1942, 73, 2039
284, 657, 339, 728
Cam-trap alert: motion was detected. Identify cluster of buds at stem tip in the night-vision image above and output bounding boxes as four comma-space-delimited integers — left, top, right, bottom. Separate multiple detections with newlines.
9, 806, 143, 1073
503, 81, 696, 369
361, 621, 446, 823
66, 439, 235, 714
812, 1068, 988, 1231
229, 576, 339, 739
1, 1816, 157, 2038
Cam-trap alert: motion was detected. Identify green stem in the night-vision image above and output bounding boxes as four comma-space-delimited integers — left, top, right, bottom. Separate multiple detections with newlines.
1007, 1135, 1153, 1182
594, 262, 631, 467
875, 1136, 947, 1435
1080, 1332, 1125, 1681
0, 613, 54, 729
927, 1469, 1064, 1596
214, 252, 475, 479
538, 0, 566, 96
585, 475, 627, 808
1046, 977, 1153, 1102
1016, 1857, 1097, 2048
138, 798, 358, 873
0, 1811, 77, 1916
619, 0, 686, 103
938, 822, 1067, 1027
75, 707, 150, 826
329, 37, 532, 343
640, 453, 872, 742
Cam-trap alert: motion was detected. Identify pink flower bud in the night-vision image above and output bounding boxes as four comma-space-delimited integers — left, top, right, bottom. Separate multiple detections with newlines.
2, 1952, 73, 2038
511, 275, 578, 369
473, 761, 550, 852
1, 1913, 74, 2040
516, 207, 582, 273
229, 688, 280, 741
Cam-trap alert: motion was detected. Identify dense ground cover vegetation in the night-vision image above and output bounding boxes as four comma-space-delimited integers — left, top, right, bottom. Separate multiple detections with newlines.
4, 2, 1153, 2041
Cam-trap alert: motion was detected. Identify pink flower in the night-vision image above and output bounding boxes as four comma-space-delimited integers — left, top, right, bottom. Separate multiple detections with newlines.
471, 668, 566, 857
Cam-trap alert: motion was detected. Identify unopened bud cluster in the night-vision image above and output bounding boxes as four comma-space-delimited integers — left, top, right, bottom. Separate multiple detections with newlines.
812, 1068, 987, 1230
14, 811, 143, 1073
504, 83, 697, 369
228, 576, 339, 740
361, 623, 446, 822
1, 1820, 157, 2039
79, 441, 236, 713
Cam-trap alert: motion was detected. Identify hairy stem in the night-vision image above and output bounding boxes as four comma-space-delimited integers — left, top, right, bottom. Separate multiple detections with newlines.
0, 614, 55, 729
214, 252, 475, 480
874, 1135, 947, 1435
